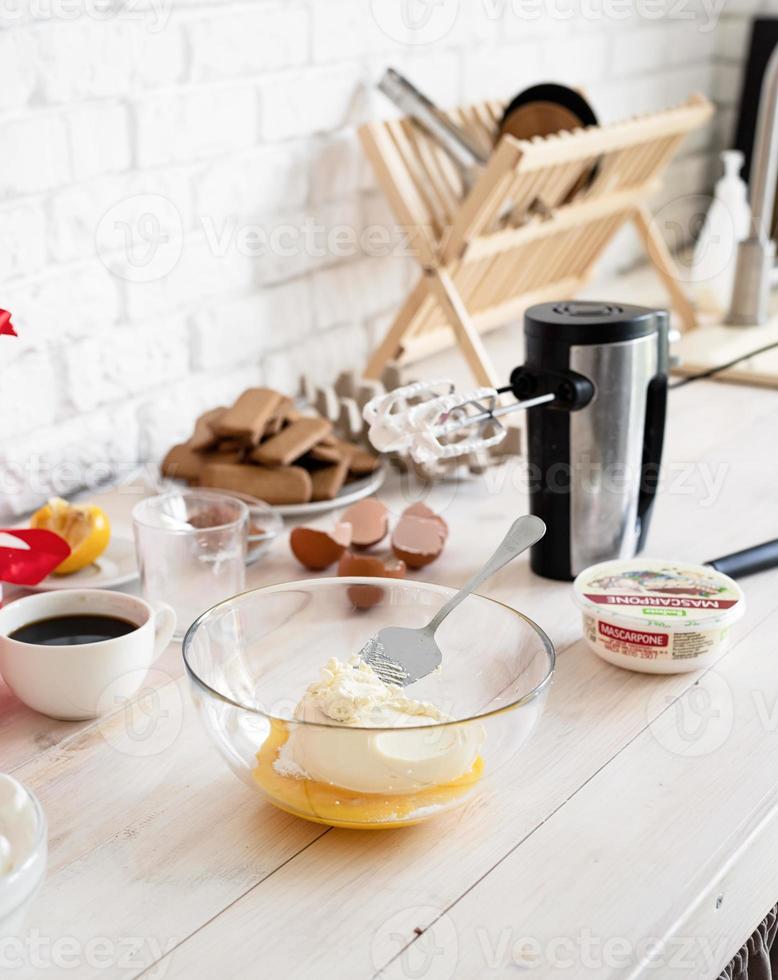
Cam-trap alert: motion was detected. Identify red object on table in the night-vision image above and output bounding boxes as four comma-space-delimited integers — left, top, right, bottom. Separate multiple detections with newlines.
0, 310, 16, 337
0, 529, 71, 585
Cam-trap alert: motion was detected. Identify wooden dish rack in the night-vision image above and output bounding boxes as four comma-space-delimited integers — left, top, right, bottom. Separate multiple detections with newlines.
360, 94, 713, 386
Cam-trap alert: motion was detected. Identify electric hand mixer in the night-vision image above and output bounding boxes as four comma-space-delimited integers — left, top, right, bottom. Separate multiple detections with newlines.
363, 301, 671, 582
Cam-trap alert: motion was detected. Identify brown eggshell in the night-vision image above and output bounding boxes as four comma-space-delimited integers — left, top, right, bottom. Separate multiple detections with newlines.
391, 515, 446, 569
341, 498, 389, 548
290, 522, 352, 571
338, 550, 406, 610
402, 502, 449, 540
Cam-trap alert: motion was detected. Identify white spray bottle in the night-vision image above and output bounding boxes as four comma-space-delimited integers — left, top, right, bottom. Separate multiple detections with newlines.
692, 150, 751, 314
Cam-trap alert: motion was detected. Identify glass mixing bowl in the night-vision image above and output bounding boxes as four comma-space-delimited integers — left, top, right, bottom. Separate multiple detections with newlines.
183, 578, 555, 830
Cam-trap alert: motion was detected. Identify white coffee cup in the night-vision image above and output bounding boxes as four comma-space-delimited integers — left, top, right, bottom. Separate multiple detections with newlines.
0, 590, 176, 721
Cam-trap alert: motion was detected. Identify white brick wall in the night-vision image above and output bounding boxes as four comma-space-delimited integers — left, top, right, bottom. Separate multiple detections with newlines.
0, 114, 71, 197
0, 0, 749, 518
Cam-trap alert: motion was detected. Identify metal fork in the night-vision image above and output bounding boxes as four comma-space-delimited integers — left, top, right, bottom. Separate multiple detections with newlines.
359, 514, 546, 686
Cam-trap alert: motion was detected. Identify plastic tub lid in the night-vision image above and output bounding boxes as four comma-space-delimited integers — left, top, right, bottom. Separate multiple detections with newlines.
573, 558, 746, 631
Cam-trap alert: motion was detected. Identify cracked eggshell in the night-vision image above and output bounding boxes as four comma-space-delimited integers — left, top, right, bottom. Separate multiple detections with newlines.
402, 502, 449, 540
290, 522, 352, 571
340, 498, 389, 548
391, 514, 446, 569
337, 551, 407, 610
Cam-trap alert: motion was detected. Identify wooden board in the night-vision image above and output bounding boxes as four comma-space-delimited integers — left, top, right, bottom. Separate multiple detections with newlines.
359, 96, 712, 382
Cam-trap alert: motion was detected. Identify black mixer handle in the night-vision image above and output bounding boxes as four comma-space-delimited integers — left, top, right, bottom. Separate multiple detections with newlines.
636, 311, 670, 549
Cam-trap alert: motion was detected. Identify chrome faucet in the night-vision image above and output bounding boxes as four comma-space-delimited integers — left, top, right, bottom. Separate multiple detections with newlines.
729, 44, 778, 325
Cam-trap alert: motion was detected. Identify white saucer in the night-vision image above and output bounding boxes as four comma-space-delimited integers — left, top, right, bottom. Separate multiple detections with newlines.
19, 534, 138, 592
162, 464, 389, 520
273, 464, 387, 518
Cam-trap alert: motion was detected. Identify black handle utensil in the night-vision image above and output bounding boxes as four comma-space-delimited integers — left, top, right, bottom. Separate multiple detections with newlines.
706, 538, 778, 579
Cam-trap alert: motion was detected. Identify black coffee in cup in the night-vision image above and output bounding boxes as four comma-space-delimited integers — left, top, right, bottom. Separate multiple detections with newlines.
9, 614, 137, 646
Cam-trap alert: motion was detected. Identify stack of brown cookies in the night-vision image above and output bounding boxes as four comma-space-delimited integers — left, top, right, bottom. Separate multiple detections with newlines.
161, 388, 380, 506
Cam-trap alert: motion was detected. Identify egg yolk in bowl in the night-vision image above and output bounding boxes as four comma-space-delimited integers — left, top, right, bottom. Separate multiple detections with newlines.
253, 719, 484, 829
250, 657, 485, 829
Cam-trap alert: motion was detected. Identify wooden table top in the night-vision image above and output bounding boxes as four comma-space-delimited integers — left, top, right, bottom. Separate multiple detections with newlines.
2, 360, 777, 979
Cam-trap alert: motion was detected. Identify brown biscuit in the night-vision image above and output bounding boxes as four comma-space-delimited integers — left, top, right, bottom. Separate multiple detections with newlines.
188, 407, 226, 452
310, 459, 349, 501
250, 417, 332, 467
262, 397, 294, 438
211, 438, 244, 455
161, 444, 203, 482
310, 438, 379, 475
214, 388, 283, 444
347, 448, 380, 476
309, 436, 360, 463
309, 443, 342, 464
200, 448, 244, 467
200, 461, 312, 505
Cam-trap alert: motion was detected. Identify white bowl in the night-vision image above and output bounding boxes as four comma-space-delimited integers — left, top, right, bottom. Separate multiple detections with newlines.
0, 776, 47, 939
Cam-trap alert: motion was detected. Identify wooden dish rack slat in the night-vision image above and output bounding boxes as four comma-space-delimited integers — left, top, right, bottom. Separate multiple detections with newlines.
360, 94, 713, 386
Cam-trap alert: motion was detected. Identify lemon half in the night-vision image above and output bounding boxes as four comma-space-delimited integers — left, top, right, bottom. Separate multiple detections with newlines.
30, 498, 111, 575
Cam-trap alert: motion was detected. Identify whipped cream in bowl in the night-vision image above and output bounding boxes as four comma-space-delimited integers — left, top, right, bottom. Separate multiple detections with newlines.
0, 774, 47, 938
279, 657, 486, 796
183, 577, 554, 829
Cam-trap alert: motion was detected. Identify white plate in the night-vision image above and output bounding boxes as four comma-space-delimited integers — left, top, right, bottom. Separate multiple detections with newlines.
19, 534, 138, 592
273, 464, 388, 518
157, 463, 388, 521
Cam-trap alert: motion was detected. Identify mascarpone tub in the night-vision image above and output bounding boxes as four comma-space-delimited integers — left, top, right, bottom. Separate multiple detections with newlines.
573, 558, 746, 674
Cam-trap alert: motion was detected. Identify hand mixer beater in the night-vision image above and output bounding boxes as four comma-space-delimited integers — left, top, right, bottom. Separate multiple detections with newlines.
363, 379, 556, 466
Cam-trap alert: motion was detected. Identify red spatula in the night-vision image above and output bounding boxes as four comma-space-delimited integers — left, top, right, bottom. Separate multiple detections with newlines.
0, 309, 16, 337
0, 529, 71, 586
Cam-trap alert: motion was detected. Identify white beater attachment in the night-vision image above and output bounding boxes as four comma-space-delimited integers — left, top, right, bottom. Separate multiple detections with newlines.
363, 380, 507, 465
